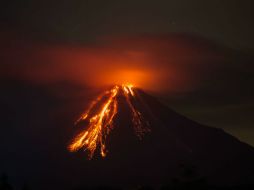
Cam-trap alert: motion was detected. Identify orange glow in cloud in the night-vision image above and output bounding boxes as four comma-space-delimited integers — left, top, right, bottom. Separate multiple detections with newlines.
94, 69, 149, 88
0, 34, 224, 92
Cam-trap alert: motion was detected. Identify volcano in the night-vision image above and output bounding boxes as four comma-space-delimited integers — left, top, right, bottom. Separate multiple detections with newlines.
68, 86, 254, 188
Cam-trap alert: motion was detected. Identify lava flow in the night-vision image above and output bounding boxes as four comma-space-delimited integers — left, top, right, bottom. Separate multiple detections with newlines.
68, 84, 150, 159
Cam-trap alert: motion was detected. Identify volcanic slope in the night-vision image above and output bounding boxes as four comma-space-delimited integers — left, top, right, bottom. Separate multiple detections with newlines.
70, 87, 254, 187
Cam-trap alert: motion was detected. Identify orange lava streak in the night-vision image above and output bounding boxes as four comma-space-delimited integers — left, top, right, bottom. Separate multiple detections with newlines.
68, 86, 119, 159
122, 84, 150, 139
68, 84, 150, 159
74, 90, 111, 125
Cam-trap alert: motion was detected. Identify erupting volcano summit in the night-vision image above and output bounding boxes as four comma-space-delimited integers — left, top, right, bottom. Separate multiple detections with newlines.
68, 84, 150, 159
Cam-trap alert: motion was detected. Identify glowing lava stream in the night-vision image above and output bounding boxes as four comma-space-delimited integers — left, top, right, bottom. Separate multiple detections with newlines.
68, 84, 150, 159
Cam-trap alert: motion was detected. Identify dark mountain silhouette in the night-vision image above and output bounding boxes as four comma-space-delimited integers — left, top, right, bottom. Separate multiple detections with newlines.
0, 174, 13, 190
69, 88, 254, 188
1, 81, 254, 190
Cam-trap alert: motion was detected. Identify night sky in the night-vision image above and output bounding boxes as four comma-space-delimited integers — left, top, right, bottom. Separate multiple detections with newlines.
0, 0, 254, 188
1, 0, 254, 49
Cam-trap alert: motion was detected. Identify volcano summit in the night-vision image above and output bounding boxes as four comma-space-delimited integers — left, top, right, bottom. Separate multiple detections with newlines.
68, 84, 150, 159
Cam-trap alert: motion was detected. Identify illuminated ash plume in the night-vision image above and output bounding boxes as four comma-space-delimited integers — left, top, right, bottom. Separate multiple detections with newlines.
68, 84, 150, 159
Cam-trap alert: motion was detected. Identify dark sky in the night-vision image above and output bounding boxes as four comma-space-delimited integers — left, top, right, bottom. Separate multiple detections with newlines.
1, 0, 254, 50
0, 2, 254, 187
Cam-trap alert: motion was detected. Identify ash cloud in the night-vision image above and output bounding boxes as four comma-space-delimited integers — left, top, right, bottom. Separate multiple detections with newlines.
0, 32, 244, 93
